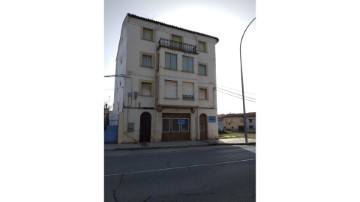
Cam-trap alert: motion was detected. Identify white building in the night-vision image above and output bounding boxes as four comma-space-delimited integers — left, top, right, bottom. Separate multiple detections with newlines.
111, 13, 219, 143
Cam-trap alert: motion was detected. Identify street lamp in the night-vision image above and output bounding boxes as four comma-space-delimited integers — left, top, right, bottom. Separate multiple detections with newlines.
240, 17, 256, 144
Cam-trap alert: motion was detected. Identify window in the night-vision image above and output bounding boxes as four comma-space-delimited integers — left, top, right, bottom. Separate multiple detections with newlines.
172, 34, 182, 42
199, 88, 207, 100
142, 28, 153, 41
165, 52, 177, 70
182, 56, 194, 72
141, 54, 153, 67
162, 118, 170, 132
171, 35, 182, 49
182, 82, 194, 100
182, 118, 189, 132
198, 41, 206, 52
127, 123, 134, 132
165, 80, 177, 99
141, 82, 152, 96
172, 118, 180, 132
249, 125, 254, 129
162, 114, 190, 134
249, 119, 253, 123
198, 64, 207, 76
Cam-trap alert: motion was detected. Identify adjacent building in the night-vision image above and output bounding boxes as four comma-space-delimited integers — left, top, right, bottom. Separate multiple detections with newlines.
219, 112, 256, 133
110, 14, 219, 143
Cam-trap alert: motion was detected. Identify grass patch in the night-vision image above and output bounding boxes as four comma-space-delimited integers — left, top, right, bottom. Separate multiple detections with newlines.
219, 131, 256, 139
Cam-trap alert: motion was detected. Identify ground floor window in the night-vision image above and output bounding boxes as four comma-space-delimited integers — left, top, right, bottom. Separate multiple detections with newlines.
162, 113, 190, 141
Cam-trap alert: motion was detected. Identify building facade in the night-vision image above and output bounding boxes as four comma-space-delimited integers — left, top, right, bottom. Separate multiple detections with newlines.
110, 14, 219, 143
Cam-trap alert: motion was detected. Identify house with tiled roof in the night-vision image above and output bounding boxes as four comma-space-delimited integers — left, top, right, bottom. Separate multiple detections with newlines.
110, 13, 219, 143
218, 112, 256, 133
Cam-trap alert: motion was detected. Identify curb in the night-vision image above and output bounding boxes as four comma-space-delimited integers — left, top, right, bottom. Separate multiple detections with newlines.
105, 142, 256, 151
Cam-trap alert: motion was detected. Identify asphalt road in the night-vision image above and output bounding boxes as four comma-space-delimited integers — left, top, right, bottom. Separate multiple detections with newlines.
104, 145, 256, 202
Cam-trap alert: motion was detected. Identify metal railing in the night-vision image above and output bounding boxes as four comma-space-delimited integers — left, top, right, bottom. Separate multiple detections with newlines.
182, 94, 194, 100
157, 38, 197, 54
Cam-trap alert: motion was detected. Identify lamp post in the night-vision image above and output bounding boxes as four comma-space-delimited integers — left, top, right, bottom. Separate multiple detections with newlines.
240, 17, 256, 144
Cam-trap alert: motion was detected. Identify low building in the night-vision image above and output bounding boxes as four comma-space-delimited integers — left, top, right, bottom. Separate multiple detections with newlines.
219, 112, 256, 133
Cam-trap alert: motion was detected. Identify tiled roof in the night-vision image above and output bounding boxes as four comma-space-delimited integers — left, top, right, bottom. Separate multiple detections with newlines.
127, 13, 219, 43
218, 112, 256, 118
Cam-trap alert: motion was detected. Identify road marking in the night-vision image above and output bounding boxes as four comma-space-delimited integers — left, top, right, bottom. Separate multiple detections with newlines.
104, 158, 255, 177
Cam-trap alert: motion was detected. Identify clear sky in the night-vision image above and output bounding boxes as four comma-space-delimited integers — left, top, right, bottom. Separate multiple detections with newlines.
104, 0, 256, 114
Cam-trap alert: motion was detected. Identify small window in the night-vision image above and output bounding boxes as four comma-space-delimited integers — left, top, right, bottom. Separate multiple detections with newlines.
198, 41, 206, 52
249, 119, 253, 123
199, 88, 207, 100
142, 28, 153, 41
249, 125, 254, 129
172, 34, 182, 42
127, 123, 134, 132
198, 64, 207, 76
141, 54, 153, 67
182, 56, 194, 73
141, 82, 152, 96
165, 52, 177, 70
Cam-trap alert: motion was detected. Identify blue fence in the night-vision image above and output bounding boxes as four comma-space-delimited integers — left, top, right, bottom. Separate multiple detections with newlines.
104, 125, 118, 143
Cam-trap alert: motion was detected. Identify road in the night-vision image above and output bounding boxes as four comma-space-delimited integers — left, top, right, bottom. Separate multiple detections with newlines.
104, 145, 256, 202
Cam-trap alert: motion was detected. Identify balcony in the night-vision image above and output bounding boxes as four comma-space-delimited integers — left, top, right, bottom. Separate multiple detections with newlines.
157, 38, 197, 54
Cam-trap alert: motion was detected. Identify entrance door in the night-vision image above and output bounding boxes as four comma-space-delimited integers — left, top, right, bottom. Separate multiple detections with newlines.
140, 112, 151, 142
200, 114, 208, 140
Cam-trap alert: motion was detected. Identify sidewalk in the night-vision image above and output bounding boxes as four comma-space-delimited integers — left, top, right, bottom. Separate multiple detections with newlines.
104, 138, 256, 151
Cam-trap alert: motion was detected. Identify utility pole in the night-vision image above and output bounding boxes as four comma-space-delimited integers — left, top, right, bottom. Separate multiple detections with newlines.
240, 17, 256, 144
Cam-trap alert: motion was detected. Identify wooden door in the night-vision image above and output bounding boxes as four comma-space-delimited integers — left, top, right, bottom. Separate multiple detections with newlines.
200, 114, 208, 140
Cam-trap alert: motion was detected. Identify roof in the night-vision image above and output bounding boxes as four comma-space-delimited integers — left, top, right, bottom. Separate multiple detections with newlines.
218, 112, 256, 119
127, 13, 219, 43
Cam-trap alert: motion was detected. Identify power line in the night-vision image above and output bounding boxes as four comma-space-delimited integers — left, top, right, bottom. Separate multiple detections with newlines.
217, 89, 255, 103
218, 84, 256, 95
217, 87, 256, 100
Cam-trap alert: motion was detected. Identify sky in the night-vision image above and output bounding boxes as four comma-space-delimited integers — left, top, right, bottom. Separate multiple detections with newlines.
104, 0, 256, 114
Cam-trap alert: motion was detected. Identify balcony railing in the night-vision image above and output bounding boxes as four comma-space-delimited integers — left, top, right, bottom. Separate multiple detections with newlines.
182, 94, 194, 100
157, 38, 197, 54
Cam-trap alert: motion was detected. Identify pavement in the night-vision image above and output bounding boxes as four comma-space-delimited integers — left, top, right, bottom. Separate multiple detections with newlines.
104, 138, 256, 151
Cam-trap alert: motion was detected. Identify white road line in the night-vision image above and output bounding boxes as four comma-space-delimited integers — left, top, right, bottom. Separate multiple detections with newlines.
104, 158, 255, 177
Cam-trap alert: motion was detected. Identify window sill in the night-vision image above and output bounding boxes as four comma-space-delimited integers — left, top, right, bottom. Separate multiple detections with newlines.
164, 97, 178, 100
141, 38, 154, 42
164, 68, 178, 71
140, 65, 154, 68
181, 70, 194, 73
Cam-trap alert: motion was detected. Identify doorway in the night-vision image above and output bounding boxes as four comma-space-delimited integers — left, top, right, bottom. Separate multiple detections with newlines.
200, 114, 208, 140
139, 112, 151, 142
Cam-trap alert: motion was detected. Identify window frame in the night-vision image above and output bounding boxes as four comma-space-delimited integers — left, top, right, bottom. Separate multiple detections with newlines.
199, 87, 208, 100
198, 63, 207, 76
197, 41, 207, 52
142, 27, 154, 41
164, 80, 178, 99
182, 55, 194, 73
140, 81, 153, 97
165, 52, 177, 70
162, 118, 170, 132
140, 52, 154, 68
